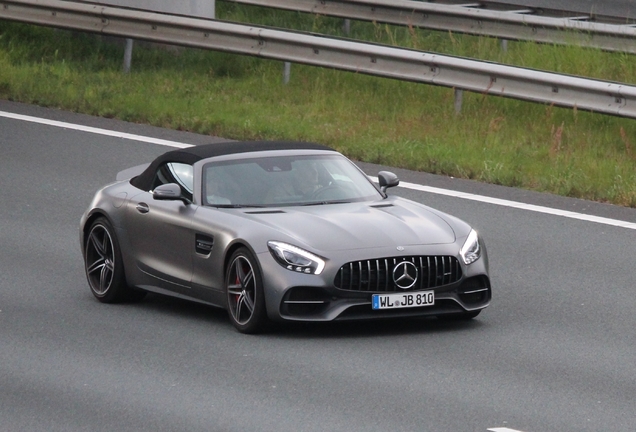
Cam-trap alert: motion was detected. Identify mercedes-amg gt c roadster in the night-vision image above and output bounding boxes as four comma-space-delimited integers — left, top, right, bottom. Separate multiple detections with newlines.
80, 141, 491, 333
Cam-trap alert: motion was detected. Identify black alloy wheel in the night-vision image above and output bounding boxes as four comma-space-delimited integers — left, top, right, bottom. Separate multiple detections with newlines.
85, 217, 144, 303
226, 247, 268, 333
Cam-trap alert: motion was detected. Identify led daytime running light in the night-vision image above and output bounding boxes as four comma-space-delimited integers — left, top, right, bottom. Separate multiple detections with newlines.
460, 229, 481, 265
268, 241, 325, 275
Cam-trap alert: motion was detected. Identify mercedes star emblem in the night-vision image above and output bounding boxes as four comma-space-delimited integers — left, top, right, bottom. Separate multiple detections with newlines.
392, 261, 418, 289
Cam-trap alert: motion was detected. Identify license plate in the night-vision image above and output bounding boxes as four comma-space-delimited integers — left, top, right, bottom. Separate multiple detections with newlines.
372, 290, 435, 310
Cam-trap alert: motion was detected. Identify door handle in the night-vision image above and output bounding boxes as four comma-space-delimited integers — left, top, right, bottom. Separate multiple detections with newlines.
136, 202, 149, 214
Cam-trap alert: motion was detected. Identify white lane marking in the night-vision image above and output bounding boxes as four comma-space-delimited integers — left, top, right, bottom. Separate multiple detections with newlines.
488, 428, 526, 432
4, 109, 635, 230
0, 110, 193, 148
399, 181, 636, 230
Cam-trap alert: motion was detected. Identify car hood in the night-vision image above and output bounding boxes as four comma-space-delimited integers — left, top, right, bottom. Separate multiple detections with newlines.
240, 199, 456, 252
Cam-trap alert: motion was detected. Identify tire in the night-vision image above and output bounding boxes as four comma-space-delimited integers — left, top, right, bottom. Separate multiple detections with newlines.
225, 247, 269, 334
84, 217, 144, 303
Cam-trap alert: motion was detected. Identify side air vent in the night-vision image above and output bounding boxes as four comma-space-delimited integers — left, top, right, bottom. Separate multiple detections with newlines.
195, 234, 214, 255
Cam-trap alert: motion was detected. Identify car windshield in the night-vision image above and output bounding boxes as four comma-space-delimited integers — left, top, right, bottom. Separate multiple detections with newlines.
202, 154, 382, 207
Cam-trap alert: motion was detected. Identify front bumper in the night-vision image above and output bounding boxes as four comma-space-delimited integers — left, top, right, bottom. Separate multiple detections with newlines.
258, 243, 491, 323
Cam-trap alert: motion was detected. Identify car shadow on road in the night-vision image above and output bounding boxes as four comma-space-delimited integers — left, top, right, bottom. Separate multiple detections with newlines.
124, 292, 487, 338
276, 317, 487, 339
124, 292, 229, 325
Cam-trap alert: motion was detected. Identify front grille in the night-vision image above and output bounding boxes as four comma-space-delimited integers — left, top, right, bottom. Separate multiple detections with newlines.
334, 256, 462, 292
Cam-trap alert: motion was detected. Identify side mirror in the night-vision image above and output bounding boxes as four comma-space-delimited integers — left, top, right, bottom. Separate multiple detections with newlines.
153, 183, 184, 201
378, 171, 399, 194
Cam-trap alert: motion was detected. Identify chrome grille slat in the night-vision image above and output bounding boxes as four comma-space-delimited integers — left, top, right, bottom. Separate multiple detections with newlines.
349, 263, 353, 289
442, 256, 447, 285
456, 259, 461, 285
434, 256, 439, 285
334, 255, 462, 292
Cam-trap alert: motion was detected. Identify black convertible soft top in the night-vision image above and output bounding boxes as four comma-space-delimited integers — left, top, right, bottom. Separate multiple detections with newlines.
131, 141, 333, 191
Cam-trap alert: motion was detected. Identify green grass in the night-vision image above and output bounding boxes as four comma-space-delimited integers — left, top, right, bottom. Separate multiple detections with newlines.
1, 3, 636, 207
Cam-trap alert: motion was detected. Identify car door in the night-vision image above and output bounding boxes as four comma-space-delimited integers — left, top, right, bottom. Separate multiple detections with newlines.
126, 162, 196, 293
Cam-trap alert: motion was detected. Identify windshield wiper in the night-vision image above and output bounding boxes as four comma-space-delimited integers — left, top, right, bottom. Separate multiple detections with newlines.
211, 204, 266, 208
301, 200, 352, 206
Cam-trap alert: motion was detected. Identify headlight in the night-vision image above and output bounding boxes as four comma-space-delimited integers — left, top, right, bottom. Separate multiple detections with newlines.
268, 241, 325, 275
459, 229, 481, 265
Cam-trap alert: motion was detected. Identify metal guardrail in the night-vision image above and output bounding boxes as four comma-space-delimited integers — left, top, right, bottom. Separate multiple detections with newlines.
227, 0, 636, 54
1, 0, 636, 119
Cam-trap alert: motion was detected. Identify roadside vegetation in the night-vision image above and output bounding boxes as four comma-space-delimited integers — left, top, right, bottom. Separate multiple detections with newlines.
1, 2, 636, 206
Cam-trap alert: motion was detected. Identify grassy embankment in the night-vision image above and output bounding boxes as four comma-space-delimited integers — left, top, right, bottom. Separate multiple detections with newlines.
0, 2, 635, 206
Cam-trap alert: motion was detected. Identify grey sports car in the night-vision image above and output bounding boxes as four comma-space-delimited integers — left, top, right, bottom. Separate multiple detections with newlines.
80, 141, 491, 333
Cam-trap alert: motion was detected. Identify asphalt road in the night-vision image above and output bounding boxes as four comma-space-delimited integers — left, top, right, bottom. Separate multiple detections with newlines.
1, 100, 635, 432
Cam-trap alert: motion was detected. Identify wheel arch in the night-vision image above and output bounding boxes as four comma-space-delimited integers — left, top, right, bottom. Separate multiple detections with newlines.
81, 210, 114, 255
223, 240, 262, 278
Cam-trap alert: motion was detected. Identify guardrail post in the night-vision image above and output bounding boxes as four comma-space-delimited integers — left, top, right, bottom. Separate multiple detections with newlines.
283, 62, 291, 84
500, 39, 508, 52
120, 1, 215, 73
454, 88, 463, 114
123, 38, 133, 73
343, 19, 351, 35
